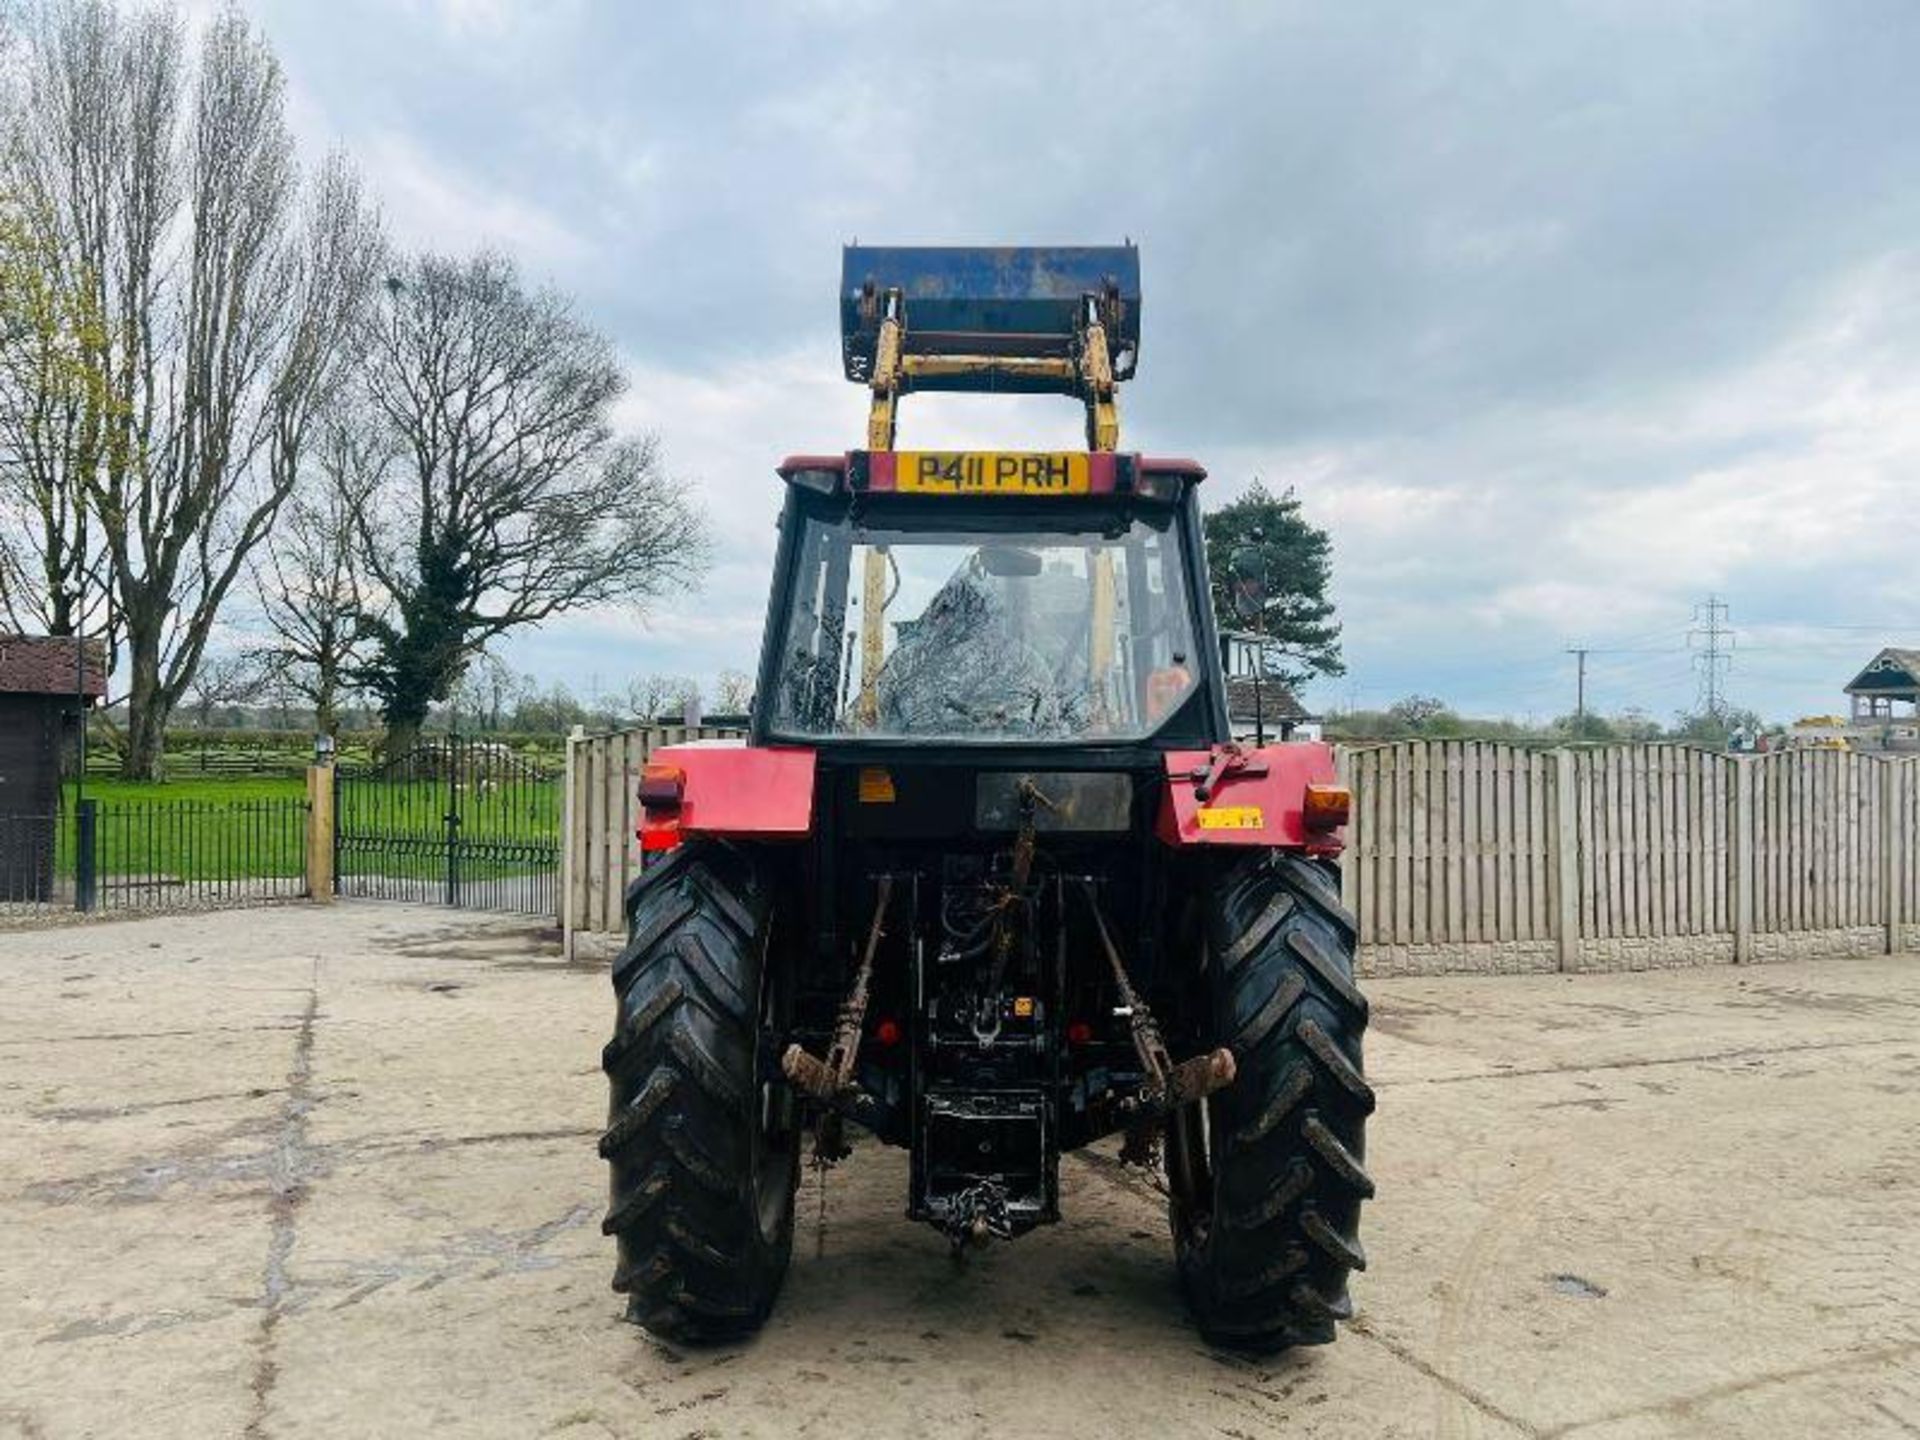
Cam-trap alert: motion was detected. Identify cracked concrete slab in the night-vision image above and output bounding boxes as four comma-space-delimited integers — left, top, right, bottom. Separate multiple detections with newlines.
0, 903, 1915, 1438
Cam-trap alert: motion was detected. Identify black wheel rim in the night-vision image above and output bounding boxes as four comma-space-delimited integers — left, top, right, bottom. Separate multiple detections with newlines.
750, 918, 797, 1245
1167, 1096, 1216, 1256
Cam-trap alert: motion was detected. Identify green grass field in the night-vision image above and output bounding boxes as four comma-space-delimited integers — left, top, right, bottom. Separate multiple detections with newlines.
40, 773, 559, 888
46, 779, 309, 886
66, 776, 305, 806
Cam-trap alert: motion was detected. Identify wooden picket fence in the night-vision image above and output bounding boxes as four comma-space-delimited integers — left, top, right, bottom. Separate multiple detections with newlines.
564, 731, 1920, 973
1342, 742, 1919, 971
561, 724, 745, 943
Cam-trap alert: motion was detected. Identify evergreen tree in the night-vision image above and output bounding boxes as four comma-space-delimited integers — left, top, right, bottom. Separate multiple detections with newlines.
1202, 481, 1344, 688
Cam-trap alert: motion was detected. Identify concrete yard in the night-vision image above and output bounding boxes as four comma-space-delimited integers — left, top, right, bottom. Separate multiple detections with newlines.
1, 905, 1915, 1439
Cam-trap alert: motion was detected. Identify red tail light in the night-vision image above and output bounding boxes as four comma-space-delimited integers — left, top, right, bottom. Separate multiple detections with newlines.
637, 764, 686, 854
639, 814, 682, 853
874, 1017, 903, 1047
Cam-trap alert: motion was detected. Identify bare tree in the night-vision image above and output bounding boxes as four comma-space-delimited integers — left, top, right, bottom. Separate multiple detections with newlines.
619, 673, 707, 725
713, 668, 753, 713
621, 673, 677, 725
445, 651, 518, 733
471, 654, 519, 732
4, 2, 382, 776
352, 251, 707, 757
664, 676, 702, 722
516, 679, 585, 734
253, 424, 374, 735
182, 649, 263, 728
0, 199, 118, 650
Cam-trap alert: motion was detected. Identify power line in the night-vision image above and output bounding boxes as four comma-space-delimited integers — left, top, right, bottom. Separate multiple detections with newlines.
1584, 650, 1696, 678
1689, 594, 1735, 718
1586, 625, 1693, 650
1560, 618, 1696, 726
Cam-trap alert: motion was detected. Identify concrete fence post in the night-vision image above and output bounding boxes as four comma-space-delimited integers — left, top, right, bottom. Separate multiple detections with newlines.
305, 763, 335, 903
1553, 748, 1580, 971
1733, 758, 1754, 964
1335, 746, 1358, 919
561, 724, 584, 961
1882, 760, 1901, 956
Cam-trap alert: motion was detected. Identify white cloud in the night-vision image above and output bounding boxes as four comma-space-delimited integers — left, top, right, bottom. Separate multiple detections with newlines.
502, 255, 1920, 716
245, 1, 1920, 723
356, 133, 593, 269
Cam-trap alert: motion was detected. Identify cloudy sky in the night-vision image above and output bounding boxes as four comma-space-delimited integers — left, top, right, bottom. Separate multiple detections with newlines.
246, 0, 1920, 724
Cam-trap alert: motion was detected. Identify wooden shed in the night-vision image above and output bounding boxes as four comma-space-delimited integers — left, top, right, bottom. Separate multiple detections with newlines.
0, 635, 106, 901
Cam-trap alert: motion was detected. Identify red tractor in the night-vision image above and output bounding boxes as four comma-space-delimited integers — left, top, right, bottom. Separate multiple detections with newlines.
600, 246, 1371, 1350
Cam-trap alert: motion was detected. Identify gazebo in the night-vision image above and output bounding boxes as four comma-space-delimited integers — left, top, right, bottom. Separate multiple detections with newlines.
1844, 648, 1920, 722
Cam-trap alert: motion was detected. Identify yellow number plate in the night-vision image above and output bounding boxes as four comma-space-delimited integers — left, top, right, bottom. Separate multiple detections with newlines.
1196, 805, 1265, 831
896, 451, 1090, 496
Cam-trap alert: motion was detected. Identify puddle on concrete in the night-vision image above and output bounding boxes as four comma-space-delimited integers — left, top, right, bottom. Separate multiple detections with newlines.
1549, 1272, 1608, 1299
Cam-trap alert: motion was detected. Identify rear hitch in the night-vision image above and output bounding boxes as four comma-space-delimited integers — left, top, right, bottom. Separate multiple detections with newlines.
1079, 879, 1238, 1124
1124, 1047, 1238, 1118
782, 875, 895, 1161
939, 1179, 1015, 1257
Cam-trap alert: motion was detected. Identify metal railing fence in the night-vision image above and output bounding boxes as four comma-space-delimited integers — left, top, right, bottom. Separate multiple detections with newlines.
0, 798, 309, 917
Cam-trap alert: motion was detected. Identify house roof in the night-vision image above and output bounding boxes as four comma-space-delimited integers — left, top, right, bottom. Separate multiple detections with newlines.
0, 635, 107, 698
1225, 676, 1310, 724
1843, 647, 1920, 696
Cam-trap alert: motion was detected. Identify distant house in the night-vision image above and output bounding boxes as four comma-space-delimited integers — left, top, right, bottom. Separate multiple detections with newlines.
0, 635, 107, 901
1828, 648, 1920, 753
1225, 675, 1316, 742
1845, 648, 1920, 722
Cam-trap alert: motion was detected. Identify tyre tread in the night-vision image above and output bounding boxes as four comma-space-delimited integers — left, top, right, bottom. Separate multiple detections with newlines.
601, 841, 794, 1343
1176, 848, 1372, 1354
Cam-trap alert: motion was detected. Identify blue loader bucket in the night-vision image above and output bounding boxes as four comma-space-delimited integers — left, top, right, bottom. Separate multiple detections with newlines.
841, 244, 1140, 392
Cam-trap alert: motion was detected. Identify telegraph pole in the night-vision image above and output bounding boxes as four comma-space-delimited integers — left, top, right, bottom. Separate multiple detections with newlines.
1689, 595, 1734, 719
1567, 647, 1589, 734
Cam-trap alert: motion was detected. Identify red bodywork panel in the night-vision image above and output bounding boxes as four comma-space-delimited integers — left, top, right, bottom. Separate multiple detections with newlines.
652, 743, 816, 838
1157, 742, 1344, 854
641, 740, 1341, 854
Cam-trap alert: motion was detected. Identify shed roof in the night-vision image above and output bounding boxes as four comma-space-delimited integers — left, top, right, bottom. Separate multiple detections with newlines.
1843, 647, 1920, 697
0, 635, 107, 698
1225, 676, 1310, 724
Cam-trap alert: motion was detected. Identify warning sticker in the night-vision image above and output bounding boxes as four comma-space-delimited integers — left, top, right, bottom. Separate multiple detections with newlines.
1196, 805, 1264, 831
858, 767, 896, 804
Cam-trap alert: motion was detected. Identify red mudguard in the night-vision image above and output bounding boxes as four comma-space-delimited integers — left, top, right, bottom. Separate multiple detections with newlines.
643, 740, 1340, 852
654, 743, 816, 838
1157, 742, 1343, 853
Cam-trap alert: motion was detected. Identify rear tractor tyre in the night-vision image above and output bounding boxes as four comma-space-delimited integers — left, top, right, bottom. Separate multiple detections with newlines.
1168, 850, 1374, 1351
599, 840, 799, 1343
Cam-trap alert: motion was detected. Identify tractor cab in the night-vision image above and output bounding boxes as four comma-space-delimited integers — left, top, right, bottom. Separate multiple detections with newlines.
756, 451, 1221, 751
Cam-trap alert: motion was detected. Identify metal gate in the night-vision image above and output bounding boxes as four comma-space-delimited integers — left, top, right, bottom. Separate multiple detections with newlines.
335, 738, 560, 916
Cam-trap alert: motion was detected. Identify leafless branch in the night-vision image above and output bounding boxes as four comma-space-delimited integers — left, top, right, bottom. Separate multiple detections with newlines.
2, 1, 381, 775
350, 250, 708, 751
